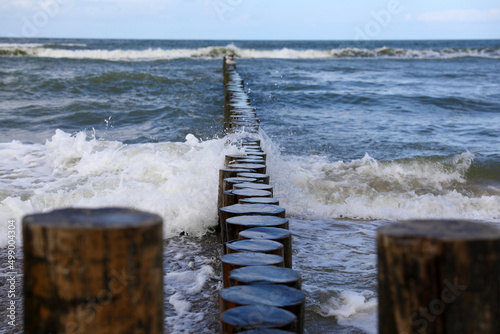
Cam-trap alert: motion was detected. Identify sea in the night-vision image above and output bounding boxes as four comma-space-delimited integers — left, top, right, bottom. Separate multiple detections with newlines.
0, 38, 499, 333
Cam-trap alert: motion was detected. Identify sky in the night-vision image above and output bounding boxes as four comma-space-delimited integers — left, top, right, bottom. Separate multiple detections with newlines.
0, 0, 499, 40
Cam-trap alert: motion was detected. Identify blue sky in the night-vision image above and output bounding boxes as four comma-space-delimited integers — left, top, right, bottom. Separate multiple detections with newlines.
1, 0, 499, 40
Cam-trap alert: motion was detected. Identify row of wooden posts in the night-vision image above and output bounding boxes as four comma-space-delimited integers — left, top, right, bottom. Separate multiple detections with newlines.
217, 54, 500, 333
19, 54, 500, 333
216, 54, 305, 333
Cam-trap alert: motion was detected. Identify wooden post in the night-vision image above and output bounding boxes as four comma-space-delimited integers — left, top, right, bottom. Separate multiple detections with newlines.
219, 284, 305, 333
221, 253, 284, 288
221, 204, 285, 220
237, 172, 270, 184
378, 220, 500, 334
242, 139, 261, 146
223, 190, 237, 210
225, 154, 251, 166
226, 216, 289, 243
221, 305, 297, 333
232, 189, 273, 203
233, 182, 273, 195
239, 197, 280, 205
239, 227, 293, 269
246, 153, 267, 162
237, 328, 296, 334
229, 266, 301, 290
226, 189, 273, 208
219, 205, 286, 245
218, 168, 256, 215
228, 163, 266, 174
226, 239, 284, 258
23, 208, 164, 334
224, 177, 258, 193
234, 158, 265, 164
221, 55, 304, 333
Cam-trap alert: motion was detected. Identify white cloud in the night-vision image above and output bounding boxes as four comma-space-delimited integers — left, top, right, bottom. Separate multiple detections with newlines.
418, 8, 500, 22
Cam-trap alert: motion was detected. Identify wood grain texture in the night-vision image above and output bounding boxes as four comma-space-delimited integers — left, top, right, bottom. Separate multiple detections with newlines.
23, 208, 164, 334
378, 220, 500, 334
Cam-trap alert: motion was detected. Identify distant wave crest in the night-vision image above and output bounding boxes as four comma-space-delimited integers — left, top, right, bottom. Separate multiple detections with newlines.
1, 43, 499, 61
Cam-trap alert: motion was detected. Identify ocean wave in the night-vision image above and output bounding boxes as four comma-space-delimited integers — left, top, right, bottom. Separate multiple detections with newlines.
320, 290, 377, 334
0, 43, 236, 61
264, 142, 500, 221
0, 129, 245, 247
1, 43, 499, 60
42, 43, 88, 48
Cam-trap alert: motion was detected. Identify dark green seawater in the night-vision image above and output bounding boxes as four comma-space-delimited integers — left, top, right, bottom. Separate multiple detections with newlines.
1, 38, 499, 333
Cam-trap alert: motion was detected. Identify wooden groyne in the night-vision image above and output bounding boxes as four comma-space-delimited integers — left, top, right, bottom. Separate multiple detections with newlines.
218, 54, 305, 333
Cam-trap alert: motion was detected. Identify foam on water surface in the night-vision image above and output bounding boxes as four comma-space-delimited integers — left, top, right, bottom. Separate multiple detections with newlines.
289, 216, 380, 334
0, 129, 244, 247
1, 42, 499, 61
162, 236, 222, 333
261, 132, 500, 222
1, 38, 499, 333
320, 290, 378, 334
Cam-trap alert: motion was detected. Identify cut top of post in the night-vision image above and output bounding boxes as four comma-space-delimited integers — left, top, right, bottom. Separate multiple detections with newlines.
219, 284, 305, 307
23, 207, 162, 229
239, 227, 292, 240
228, 163, 266, 169
378, 220, 500, 240
230, 266, 300, 285
238, 330, 295, 334
226, 215, 288, 227
222, 306, 296, 330
220, 204, 285, 216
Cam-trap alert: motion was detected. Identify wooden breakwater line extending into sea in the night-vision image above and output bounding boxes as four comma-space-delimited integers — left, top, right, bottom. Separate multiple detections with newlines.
16, 54, 500, 334
216, 53, 305, 333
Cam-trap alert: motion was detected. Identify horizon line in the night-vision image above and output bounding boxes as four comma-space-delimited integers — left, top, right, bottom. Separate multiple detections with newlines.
1, 36, 500, 42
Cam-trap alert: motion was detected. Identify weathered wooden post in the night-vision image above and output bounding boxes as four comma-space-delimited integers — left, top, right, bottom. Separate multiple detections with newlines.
219, 204, 286, 245
219, 284, 305, 333
226, 216, 289, 243
228, 163, 267, 174
23, 207, 164, 334
237, 172, 270, 184
229, 266, 301, 290
239, 227, 293, 269
221, 54, 305, 333
239, 197, 280, 205
218, 168, 255, 218
233, 182, 274, 195
226, 239, 284, 258
232, 189, 273, 204
378, 219, 500, 334
220, 305, 297, 333
221, 253, 284, 288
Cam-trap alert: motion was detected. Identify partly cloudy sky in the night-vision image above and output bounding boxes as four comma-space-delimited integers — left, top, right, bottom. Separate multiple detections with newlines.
1, 0, 499, 40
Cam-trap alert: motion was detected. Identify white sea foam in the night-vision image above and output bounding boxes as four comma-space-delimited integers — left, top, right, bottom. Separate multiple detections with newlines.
288, 215, 379, 333
262, 131, 500, 222
320, 290, 378, 334
1, 42, 499, 60
165, 254, 216, 331
0, 42, 44, 49
0, 130, 225, 331
0, 129, 243, 247
162, 238, 221, 333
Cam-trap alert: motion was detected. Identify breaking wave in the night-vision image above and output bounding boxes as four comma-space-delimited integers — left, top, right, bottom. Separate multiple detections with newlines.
1, 43, 499, 61
264, 147, 500, 221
